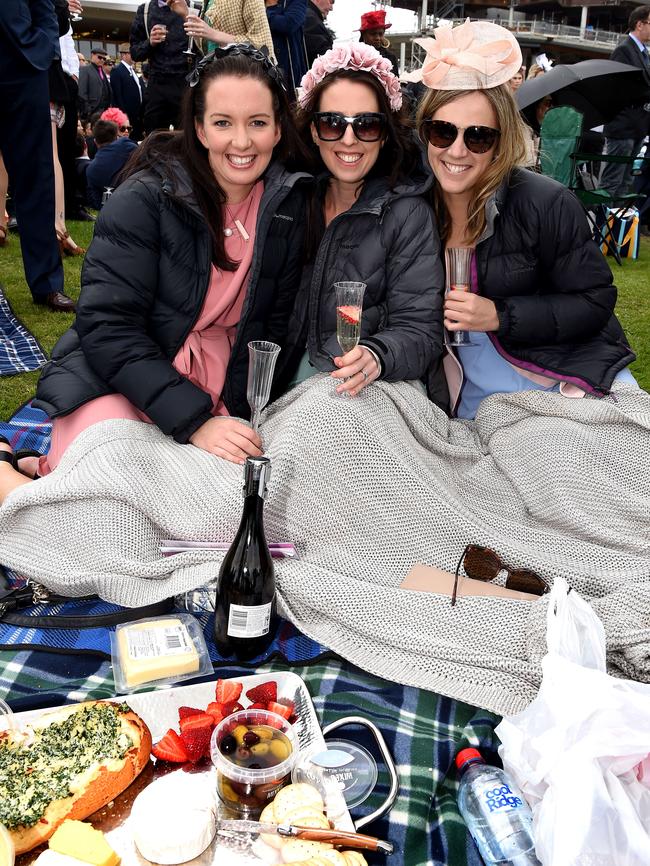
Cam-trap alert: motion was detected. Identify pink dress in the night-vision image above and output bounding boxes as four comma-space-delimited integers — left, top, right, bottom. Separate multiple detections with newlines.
40, 182, 264, 475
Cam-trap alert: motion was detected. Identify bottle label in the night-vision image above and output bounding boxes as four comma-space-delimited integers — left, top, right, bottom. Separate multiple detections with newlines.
227, 602, 272, 638
126, 623, 193, 659
483, 784, 524, 814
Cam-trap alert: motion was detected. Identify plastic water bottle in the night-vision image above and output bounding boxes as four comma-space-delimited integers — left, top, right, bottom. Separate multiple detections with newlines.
456, 749, 541, 865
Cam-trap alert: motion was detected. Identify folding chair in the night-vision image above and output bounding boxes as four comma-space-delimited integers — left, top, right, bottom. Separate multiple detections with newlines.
538, 106, 643, 265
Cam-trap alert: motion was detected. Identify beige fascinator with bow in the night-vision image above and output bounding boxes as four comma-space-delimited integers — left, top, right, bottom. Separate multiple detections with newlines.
403, 19, 522, 90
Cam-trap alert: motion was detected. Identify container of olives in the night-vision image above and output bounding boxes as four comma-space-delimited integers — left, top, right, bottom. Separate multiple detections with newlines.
210, 709, 298, 816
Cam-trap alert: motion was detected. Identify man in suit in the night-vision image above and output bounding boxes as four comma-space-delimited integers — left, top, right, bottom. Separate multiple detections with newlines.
110, 43, 144, 141
130, 0, 188, 133
601, 6, 650, 196
0, 0, 73, 311
304, 0, 334, 66
78, 47, 112, 121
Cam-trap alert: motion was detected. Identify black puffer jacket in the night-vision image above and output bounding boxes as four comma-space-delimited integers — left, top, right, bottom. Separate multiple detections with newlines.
286, 169, 445, 384
34, 160, 310, 442
475, 168, 634, 395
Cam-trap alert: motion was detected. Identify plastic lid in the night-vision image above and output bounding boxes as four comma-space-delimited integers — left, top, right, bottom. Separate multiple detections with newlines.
455, 748, 484, 771
292, 739, 378, 809
0, 699, 15, 733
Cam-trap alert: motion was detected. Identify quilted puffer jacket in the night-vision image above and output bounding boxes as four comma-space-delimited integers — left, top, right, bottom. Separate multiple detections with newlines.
475, 168, 635, 396
34, 160, 310, 442
286, 167, 445, 385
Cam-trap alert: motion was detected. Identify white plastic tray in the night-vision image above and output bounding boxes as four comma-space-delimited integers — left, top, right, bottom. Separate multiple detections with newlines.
13, 672, 353, 866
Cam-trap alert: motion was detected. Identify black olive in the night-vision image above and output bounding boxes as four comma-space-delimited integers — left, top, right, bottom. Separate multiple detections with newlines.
220, 734, 237, 755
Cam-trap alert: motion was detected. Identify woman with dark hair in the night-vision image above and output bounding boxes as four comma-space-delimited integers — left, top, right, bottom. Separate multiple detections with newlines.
414, 19, 636, 419
0, 46, 311, 493
285, 43, 444, 398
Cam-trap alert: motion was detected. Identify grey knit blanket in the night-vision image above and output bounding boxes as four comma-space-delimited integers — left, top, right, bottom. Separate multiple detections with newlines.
1, 376, 649, 715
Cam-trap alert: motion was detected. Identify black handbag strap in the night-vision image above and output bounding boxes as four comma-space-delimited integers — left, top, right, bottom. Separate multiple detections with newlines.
0, 575, 174, 629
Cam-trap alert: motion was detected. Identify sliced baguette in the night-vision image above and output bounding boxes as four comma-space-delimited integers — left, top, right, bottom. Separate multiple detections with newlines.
1, 700, 151, 855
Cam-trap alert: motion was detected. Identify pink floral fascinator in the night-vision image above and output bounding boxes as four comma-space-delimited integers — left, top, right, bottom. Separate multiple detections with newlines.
299, 43, 403, 111
405, 19, 522, 91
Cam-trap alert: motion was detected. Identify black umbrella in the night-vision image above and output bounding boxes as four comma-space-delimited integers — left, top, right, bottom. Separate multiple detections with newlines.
515, 60, 650, 131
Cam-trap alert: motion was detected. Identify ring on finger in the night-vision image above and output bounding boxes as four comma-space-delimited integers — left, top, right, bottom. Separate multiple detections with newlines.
361, 369, 369, 381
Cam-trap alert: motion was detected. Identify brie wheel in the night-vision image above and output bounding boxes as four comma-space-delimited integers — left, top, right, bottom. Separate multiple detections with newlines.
131, 772, 217, 864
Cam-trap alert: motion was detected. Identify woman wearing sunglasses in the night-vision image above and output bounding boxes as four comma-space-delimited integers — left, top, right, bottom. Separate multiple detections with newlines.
415, 20, 636, 419
286, 43, 444, 398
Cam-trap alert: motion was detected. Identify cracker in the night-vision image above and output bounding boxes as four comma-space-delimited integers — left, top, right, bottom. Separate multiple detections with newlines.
342, 852, 368, 866
259, 802, 282, 849
313, 852, 347, 866
281, 839, 334, 863
273, 784, 325, 823
283, 808, 330, 830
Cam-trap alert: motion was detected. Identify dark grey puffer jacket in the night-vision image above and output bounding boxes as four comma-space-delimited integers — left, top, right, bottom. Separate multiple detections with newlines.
286, 169, 445, 384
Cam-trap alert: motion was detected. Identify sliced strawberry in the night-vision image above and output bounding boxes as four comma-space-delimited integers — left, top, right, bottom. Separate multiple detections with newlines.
267, 701, 292, 721
179, 714, 213, 762
215, 679, 243, 703
178, 706, 204, 720
206, 701, 225, 724
337, 305, 360, 325
245, 681, 277, 705
276, 697, 295, 715
249, 702, 267, 710
152, 729, 189, 763
220, 700, 243, 717
179, 712, 214, 733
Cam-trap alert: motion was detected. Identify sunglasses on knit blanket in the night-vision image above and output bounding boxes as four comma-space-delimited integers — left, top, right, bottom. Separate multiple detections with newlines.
452, 544, 549, 606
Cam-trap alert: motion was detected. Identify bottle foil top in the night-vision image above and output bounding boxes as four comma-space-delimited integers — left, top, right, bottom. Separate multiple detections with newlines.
243, 456, 271, 498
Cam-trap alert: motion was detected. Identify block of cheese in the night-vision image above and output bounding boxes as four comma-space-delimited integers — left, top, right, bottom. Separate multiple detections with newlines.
35, 850, 90, 866
48, 821, 119, 866
115, 618, 200, 688
0, 823, 14, 866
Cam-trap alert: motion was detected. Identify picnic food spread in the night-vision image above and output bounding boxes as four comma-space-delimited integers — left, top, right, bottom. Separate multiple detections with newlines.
0, 701, 151, 855
6, 674, 382, 866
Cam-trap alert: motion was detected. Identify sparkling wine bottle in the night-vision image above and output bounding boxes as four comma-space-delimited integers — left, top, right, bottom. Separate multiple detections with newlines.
213, 457, 276, 660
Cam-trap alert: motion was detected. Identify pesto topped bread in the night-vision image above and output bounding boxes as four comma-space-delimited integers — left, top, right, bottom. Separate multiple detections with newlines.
0, 701, 151, 854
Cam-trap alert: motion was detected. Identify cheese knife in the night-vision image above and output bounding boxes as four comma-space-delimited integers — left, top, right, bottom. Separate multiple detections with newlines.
217, 819, 394, 853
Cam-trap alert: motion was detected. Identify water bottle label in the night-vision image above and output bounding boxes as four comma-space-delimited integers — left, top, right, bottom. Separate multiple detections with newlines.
227, 602, 272, 638
483, 784, 524, 814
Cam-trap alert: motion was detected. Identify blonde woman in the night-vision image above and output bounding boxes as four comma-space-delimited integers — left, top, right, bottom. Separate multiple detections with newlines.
173, 0, 275, 56
414, 19, 636, 419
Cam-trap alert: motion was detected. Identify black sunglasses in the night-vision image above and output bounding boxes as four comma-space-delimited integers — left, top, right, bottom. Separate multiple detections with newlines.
452, 544, 549, 606
119, 125, 132, 132
421, 119, 500, 154
313, 112, 387, 143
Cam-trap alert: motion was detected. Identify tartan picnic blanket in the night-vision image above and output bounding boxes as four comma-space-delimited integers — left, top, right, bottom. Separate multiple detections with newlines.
0, 401, 51, 449
0, 650, 500, 866
0, 288, 48, 376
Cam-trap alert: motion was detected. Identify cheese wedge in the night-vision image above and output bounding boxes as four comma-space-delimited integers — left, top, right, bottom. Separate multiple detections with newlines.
48, 821, 119, 866
35, 851, 89, 866
116, 618, 200, 688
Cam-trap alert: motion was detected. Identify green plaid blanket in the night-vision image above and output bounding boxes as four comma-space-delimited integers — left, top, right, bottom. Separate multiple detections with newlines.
0, 650, 501, 866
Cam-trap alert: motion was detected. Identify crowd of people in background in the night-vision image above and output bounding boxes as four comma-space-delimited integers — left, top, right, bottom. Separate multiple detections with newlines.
0, 0, 648, 319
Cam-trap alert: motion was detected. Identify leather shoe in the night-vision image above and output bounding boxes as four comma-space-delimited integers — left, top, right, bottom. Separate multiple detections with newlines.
34, 291, 76, 313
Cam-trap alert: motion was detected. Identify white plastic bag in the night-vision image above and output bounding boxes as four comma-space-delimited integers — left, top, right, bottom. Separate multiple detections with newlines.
496, 577, 650, 866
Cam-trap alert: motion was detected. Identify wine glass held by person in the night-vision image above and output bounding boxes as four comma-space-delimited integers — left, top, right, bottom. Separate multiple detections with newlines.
0, 47, 312, 503
170, 0, 276, 57
287, 43, 445, 398
414, 19, 637, 421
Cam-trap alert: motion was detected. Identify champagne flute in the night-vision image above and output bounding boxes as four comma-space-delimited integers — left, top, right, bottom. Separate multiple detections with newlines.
247, 341, 281, 433
335, 281, 366, 355
183, 0, 201, 56
445, 247, 475, 347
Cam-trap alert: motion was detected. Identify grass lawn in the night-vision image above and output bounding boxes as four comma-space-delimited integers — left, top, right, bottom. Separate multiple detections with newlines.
0, 221, 649, 421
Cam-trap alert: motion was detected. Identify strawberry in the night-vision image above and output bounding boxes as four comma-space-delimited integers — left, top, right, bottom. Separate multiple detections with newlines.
249, 702, 267, 710
267, 701, 292, 721
245, 681, 277, 706
179, 714, 213, 762
152, 729, 189, 763
276, 697, 295, 716
178, 706, 204, 720
220, 700, 243, 717
337, 305, 360, 325
215, 679, 243, 703
206, 701, 225, 725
